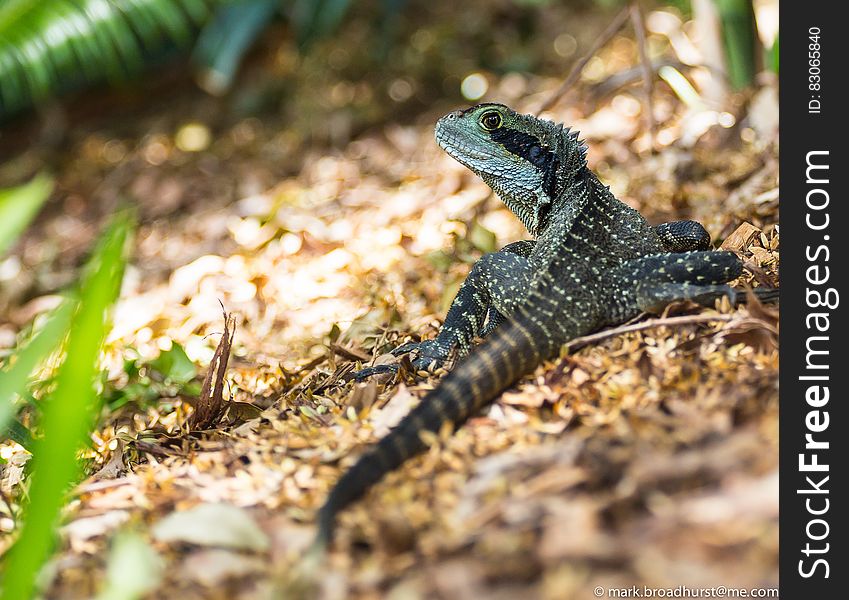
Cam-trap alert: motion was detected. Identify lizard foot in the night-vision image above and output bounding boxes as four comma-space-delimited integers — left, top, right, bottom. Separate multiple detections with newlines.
352, 339, 450, 381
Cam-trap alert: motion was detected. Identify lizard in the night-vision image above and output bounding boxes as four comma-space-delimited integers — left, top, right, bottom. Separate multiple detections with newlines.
315, 103, 777, 547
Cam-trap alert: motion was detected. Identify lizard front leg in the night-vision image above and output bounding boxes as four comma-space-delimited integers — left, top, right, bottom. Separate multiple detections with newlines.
480, 239, 535, 336
354, 242, 535, 379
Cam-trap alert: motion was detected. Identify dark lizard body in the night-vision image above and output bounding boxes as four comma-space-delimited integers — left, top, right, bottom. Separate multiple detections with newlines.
316, 103, 775, 546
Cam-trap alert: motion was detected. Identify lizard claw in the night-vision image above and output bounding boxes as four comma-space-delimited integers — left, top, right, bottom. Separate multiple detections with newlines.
351, 339, 451, 381
349, 341, 419, 381
390, 341, 422, 356
405, 339, 450, 373
351, 363, 399, 381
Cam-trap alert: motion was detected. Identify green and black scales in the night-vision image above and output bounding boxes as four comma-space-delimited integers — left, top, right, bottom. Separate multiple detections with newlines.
316, 103, 775, 545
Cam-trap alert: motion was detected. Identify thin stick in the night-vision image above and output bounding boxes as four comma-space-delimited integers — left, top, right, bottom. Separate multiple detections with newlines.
0, 487, 16, 526
536, 6, 631, 115
630, 1, 656, 149
564, 313, 736, 352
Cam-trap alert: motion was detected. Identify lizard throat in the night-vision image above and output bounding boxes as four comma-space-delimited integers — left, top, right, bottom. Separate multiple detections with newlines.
489, 127, 561, 201
482, 173, 551, 236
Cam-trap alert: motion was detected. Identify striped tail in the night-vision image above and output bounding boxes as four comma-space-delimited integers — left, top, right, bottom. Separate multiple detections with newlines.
315, 315, 556, 546
743, 287, 780, 304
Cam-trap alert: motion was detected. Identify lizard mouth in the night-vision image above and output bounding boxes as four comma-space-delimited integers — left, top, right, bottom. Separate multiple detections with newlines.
434, 123, 497, 163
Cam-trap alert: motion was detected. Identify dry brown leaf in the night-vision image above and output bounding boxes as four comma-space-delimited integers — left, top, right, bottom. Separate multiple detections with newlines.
189, 309, 236, 431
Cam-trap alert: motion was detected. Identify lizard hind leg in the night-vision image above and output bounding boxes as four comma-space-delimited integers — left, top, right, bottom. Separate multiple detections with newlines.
617, 250, 743, 287
654, 220, 712, 252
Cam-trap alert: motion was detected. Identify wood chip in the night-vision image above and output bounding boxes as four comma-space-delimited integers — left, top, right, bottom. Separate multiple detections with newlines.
720, 222, 761, 251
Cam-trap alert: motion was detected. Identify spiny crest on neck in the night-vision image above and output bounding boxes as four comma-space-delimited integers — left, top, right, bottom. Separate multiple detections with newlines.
508, 109, 588, 179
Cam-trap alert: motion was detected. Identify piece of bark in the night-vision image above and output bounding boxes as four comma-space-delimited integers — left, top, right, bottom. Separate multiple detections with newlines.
721, 222, 761, 251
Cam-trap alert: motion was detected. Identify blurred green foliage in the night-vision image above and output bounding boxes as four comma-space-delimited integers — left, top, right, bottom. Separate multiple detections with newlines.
0, 174, 52, 256
104, 343, 199, 411
0, 214, 133, 600
714, 0, 759, 89
0, 299, 73, 446
0, 0, 357, 121
766, 33, 779, 74
0, 0, 777, 124
94, 532, 164, 600
0, 174, 56, 446
0, 0, 220, 119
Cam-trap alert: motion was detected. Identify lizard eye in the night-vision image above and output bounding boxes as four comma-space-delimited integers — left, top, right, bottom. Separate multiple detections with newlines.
479, 110, 503, 131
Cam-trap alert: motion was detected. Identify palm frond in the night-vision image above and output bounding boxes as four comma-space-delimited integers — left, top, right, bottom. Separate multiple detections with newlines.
0, 0, 221, 119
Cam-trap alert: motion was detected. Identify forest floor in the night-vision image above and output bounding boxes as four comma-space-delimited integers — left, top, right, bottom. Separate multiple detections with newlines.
1, 12, 779, 599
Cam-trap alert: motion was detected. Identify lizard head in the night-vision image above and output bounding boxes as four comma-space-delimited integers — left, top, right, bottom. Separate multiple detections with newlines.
435, 103, 587, 235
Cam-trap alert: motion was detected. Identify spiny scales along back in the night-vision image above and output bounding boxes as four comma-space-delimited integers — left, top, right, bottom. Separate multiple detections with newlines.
315, 103, 769, 547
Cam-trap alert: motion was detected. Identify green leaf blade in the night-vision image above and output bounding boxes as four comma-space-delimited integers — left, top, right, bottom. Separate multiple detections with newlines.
1, 213, 134, 600
0, 298, 75, 443
0, 174, 53, 257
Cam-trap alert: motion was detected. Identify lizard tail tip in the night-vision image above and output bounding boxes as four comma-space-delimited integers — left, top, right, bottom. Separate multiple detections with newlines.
314, 504, 336, 550
306, 535, 330, 565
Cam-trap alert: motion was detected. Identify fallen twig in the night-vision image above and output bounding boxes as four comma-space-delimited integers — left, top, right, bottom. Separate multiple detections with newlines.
589, 60, 689, 100
536, 6, 631, 115
630, 1, 656, 147
330, 343, 371, 362
564, 313, 736, 352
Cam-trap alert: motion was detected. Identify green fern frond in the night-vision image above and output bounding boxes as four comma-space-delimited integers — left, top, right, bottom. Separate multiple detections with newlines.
0, 0, 221, 119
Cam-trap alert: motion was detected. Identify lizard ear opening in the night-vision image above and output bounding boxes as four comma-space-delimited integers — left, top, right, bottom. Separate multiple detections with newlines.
479, 110, 503, 131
